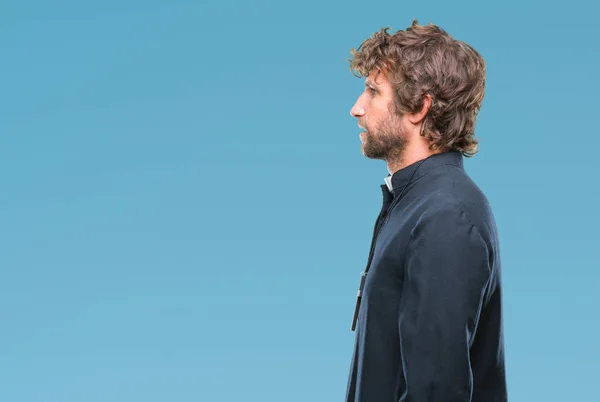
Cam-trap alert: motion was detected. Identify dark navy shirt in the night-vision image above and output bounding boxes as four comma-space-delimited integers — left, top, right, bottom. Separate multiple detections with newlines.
346, 151, 507, 401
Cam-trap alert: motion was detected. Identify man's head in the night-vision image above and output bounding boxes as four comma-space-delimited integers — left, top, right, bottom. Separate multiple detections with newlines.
349, 20, 486, 163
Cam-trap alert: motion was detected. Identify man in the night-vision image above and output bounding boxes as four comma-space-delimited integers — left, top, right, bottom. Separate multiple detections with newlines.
345, 21, 507, 401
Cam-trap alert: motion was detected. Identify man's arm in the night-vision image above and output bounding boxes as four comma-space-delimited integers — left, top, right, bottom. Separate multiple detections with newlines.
398, 203, 491, 401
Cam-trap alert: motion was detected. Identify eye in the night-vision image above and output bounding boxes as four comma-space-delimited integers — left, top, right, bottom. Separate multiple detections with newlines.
368, 87, 378, 95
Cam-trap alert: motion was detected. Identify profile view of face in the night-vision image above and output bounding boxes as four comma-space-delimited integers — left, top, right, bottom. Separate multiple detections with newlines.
350, 70, 408, 160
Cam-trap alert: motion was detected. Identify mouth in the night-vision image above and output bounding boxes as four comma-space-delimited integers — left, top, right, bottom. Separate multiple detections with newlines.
358, 123, 366, 141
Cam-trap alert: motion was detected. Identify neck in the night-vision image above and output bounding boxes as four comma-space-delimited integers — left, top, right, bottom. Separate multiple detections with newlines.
386, 140, 441, 175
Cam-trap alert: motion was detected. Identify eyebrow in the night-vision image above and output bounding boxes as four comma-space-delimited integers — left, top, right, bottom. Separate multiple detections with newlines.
365, 80, 379, 90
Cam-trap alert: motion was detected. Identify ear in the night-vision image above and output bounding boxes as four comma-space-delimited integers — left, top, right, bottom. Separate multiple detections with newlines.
406, 94, 433, 125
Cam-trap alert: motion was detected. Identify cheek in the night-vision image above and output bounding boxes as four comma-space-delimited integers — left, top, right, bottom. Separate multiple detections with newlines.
367, 109, 385, 128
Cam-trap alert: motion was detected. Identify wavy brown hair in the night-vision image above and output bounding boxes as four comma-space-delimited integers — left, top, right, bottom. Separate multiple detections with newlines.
348, 20, 486, 157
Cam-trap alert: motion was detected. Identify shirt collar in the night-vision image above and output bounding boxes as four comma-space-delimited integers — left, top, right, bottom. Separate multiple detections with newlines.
383, 151, 464, 196
384, 175, 394, 192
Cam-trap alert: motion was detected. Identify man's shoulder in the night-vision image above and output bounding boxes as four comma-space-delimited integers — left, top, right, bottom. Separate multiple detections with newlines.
414, 171, 498, 241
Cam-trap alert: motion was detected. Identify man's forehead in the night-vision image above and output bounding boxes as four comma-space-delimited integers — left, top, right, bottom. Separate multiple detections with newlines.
365, 71, 389, 87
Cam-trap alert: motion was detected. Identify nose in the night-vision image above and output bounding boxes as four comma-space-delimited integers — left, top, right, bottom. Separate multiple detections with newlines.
350, 97, 365, 118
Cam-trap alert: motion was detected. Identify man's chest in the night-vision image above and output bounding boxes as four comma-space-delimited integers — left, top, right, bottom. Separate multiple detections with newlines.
361, 217, 413, 306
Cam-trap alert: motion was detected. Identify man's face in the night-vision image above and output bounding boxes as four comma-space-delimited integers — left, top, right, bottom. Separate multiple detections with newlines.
350, 70, 408, 160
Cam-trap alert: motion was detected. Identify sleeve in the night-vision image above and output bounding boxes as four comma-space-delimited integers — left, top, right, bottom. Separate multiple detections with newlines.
397, 203, 491, 401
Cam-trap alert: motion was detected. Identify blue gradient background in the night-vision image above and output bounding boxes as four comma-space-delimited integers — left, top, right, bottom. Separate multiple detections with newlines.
2, 1, 598, 401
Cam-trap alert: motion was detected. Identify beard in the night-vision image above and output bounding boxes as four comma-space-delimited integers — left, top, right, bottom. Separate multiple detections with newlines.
360, 112, 408, 163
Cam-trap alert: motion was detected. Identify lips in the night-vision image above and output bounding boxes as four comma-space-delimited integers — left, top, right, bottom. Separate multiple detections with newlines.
358, 122, 367, 142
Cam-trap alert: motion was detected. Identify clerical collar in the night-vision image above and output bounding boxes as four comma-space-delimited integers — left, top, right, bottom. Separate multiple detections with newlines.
384, 175, 394, 191
383, 151, 464, 196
